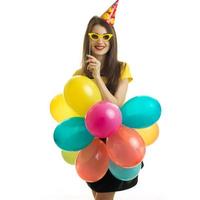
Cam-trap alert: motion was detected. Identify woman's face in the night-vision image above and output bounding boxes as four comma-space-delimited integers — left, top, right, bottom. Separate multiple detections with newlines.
89, 24, 111, 56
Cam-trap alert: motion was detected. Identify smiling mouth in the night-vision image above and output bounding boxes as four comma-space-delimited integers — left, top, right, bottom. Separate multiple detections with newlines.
95, 46, 105, 50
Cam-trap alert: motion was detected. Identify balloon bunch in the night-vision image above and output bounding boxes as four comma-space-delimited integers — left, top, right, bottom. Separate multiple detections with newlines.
50, 75, 161, 182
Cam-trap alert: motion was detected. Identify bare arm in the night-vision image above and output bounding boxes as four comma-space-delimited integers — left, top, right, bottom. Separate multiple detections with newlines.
86, 55, 129, 107
94, 75, 128, 107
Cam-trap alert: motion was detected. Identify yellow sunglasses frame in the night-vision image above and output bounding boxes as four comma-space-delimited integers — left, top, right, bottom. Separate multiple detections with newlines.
88, 33, 113, 41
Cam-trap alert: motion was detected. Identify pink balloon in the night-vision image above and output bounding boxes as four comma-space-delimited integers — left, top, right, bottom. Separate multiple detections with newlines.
85, 101, 122, 138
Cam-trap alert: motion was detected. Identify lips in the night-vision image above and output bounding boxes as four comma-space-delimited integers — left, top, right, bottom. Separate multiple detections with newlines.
95, 46, 105, 50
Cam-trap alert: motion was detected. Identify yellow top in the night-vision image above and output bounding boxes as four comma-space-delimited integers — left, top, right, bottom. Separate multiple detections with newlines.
73, 63, 133, 84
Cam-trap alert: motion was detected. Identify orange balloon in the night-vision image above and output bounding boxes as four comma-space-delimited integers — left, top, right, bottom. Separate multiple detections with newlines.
76, 139, 109, 182
107, 126, 146, 168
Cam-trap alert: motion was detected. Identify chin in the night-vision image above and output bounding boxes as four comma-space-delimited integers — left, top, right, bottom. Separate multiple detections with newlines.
94, 52, 106, 56
92, 49, 109, 56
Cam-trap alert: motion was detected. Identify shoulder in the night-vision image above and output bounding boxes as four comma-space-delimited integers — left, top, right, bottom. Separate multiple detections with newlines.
119, 62, 133, 83
120, 62, 130, 72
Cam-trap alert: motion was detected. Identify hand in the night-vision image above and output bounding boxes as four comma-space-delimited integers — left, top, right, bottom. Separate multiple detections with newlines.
85, 55, 101, 78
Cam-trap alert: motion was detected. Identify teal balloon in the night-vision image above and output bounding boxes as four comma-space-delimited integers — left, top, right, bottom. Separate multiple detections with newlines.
53, 117, 94, 151
121, 96, 161, 128
109, 160, 142, 181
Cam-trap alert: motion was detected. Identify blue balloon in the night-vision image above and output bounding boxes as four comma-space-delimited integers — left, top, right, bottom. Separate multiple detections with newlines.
120, 96, 161, 128
53, 117, 94, 151
109, 160, 142, 181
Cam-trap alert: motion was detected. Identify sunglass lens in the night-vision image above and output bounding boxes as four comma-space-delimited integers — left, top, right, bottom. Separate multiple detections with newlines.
103, 35, 110, 41
91, 34, 99, 40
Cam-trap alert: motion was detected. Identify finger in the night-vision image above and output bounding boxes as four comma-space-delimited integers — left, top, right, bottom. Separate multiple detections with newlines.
86, 54, 96, 59
87, 65, 95, 71
86, 55, 98, 62
87, 64, 96, 69
88, 63, 97, 66
87, 68, 94, 72
85, 59, 96, 64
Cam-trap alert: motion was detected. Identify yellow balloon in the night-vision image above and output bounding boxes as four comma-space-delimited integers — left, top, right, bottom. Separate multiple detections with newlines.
50, 94, 79, 122
61, 150, 79, 165
135, 124, 159, 146
64, 75, 102, 116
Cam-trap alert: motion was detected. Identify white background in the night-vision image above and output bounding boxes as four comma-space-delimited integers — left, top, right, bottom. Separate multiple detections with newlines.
0, 0, 200, 200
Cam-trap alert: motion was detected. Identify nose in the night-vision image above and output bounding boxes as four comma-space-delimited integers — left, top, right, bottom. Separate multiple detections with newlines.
97, 37, 104, 43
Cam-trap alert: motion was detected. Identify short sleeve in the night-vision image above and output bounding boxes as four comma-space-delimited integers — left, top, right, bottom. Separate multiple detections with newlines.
120, 63, 133, 83
73, 68, 83, 76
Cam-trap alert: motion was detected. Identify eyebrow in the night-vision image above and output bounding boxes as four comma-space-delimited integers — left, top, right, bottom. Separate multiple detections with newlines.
93, 32, 109, 34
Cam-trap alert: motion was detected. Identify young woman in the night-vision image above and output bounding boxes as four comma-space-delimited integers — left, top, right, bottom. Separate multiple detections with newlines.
73, 15, 144, 200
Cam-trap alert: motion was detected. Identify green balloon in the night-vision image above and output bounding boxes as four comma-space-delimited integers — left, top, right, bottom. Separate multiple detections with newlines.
121, 96, 161, 128
109, 160, 142, 181
61, 150, 79, 165
54, 117, 94, 151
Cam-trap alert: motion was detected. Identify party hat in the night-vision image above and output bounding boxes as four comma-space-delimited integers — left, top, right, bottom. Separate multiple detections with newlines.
101, 0, 119, 26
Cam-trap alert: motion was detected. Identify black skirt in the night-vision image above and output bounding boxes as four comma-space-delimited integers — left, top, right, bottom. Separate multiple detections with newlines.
86, 162, 144, 193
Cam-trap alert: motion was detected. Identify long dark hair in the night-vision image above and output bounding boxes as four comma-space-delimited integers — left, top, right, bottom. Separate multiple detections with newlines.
82, 16, 123, 95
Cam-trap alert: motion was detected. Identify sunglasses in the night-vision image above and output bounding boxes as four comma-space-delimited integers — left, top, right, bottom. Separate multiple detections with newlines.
88, 32, 113, 41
